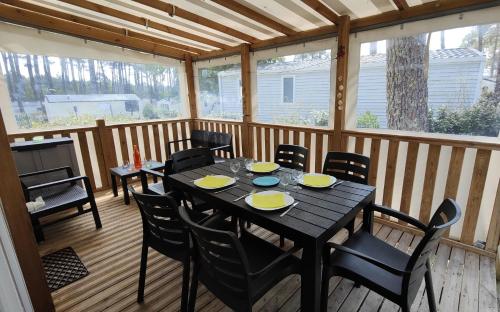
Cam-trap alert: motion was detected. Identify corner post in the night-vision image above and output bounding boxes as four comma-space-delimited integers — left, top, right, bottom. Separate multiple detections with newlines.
241, 43, 253, 158
332, 15, 350, 151
185, 54, 198, 131
95, 118, 116, 187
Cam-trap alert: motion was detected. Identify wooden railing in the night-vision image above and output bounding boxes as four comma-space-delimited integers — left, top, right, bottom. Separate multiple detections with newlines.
7, 118, 500, 256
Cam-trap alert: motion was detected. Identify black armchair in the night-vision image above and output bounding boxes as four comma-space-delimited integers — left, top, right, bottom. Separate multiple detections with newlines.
167, 130, 234, 162
321, 199, 461, 312
20, 166, 102, 242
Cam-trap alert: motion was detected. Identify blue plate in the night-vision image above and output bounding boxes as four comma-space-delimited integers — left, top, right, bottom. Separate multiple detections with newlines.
252, 176, 280, 187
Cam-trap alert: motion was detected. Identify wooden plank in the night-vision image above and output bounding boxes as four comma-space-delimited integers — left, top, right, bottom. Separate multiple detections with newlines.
315, 133, 323, 173
95, 119, 116, 186
399, 142, 419, 218
273, 128, 279, 162
283, 129, 289, 144
354, 137, 364, 155
461, 149, 492, 244
180, 122, 188, 151
185, 56, 198, 124
301, 0, 339, 24
0, 3, 188, 60
152, 125, 161, 162
486, 183, 500, 251
256, 126, 263, 161
478, 255, 498, 312
392, 0, 409, 10
210, 0, 297, 36
439, 248, 465, 311
382, 140, 399, 208
332, 15, 350, 151
77, 131, 97, 190
293, 131, 300, 146
117, 127, 129, 163
130, 126, 139, 150
240, 44, 252, 158
142, 126, 151, 160
0, 107, 54, 312
132, 0, 257, 42
235, 125, 242, 158
419, 144, 441, 223
91, 129, 109, 188
171, 123, 180, 152
459, 252, 480, 312
368, 138, 381, 186
162, 123, 170, 158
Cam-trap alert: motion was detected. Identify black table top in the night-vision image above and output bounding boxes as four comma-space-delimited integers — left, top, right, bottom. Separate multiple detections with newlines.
110, 161, 164, 178
168, 161, 375, 243
10, 137, 73, 151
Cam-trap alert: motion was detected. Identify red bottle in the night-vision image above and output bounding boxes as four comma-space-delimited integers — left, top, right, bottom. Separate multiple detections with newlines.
133, 145, 142, 170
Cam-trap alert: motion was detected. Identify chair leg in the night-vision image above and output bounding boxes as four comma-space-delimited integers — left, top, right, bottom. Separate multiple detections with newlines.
188, 263, 199, 312
181, 259, 190, 312
280, 235, 285, 247
425, 262, 437, 312
346, 219, 355, 236
31, 217, 44, 242
89, 198, 102, 229
137, 243, 148, 303
320, 268, 330, 312
246, 221, 251, 228
77, 205, 84, 214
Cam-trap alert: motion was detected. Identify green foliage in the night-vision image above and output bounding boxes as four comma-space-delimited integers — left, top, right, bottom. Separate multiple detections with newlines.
142, 103, 159, 119
357, 111, 380, 129
273, 110, 329, 127
428, 90, 500, 137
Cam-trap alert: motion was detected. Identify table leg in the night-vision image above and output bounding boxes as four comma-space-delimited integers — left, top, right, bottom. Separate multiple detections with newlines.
111, 174, 118, 197
301, 242, 322, 311
121, 177, 130, 205
362, 202, 374, 234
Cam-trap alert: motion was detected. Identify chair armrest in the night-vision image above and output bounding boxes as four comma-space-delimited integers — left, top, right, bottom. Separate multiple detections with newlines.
367, 203, 427, 231
19, 166, 73, 178
26, 176, 88, 192
249, 245, 301, 278
140, 168, 165, 179
210, 144, 231, 151
324, 242, 410, 276
168, 138, 191, 144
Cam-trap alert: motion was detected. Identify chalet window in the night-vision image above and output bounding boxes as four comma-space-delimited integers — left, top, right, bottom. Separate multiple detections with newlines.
197, 63, 242, 121
355, 23, 500, 137
255, 49, 332, 127
282, 76, 295, 103
0, 52, 184, 130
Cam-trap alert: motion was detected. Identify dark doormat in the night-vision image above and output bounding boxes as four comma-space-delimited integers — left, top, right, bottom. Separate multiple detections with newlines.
41, 247, 88, 292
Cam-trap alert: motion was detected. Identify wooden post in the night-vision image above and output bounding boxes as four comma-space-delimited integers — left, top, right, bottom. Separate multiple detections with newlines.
95, 118, 116, 188
241, 43, 253, 158
185, 54, 198, 131
0, 110, 54, 311
332, 15, 350, 151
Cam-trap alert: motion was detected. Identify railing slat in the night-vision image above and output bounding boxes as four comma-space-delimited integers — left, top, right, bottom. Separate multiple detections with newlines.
315, 133, 323, 173
461, 149, 492, 244
152, 125, 161, 162
265, 127, 271, 162
283, 129, 289, 144
130, 126, 139, 150
77, 131, 96, 190
273, 128, 279, 162
368, 138, 381, 186
256, 126, 263, 161
142, 125, 151, 160
235, 125, 241, 158
399, 142, 419, 219
172, 123, 180, 152
162, 123, 170, 158
486, 184, 500, 251
444, 146, 466, 201
355, 137, 364, 154
293, 131, 300, 146
419, 144, 441, 223
181, 122, 188, 150
118, 127, 129, 163
382, 140, 399, 210
304, 132, 311, 172
92, 129, 109, 188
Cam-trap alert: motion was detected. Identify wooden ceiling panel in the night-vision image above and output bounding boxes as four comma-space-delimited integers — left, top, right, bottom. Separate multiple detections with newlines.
321, 0, 358, 18
371, 0, 400, 12
338, 0, 382, 18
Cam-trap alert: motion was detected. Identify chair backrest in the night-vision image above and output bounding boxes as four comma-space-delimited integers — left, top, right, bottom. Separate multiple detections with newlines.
190, 130, 211, 147
178, 205, 252, 305
209, 131, 234, 157
322, 152, 370, 185
404, 199, 461, 303
131, 190, 190, 258
171, 148, 215, 173
275, 144, 309, 171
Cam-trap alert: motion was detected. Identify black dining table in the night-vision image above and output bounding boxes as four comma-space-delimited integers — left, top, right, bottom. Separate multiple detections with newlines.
167, 160, 376, 311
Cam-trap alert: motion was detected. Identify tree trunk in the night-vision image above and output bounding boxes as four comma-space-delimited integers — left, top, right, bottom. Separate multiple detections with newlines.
43, 56, 54, 91
386, 34, 430, 131
495, 50, 500, 95
9, 53, 25, 113
25, 55, 36, 100
1, 52, 15, 97
88, 59, 98, 93
32, 55, 47, 121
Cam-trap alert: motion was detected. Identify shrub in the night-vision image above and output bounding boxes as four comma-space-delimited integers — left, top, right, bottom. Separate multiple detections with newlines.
142, 104, 159, 119
357, 111, 380, 128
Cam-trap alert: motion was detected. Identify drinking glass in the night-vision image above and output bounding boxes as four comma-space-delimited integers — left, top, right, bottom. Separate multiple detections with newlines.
122, 160, 130, 170
279, 172, 291, 193
230, 159, 241, 180
244, 158, 254, 177
292, 170, 304, 190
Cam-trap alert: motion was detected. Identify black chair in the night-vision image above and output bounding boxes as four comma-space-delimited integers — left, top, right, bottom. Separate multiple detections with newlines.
167, 130, 234, 162
274, 144, 309, 171
322, 151, 370, 235
131, 190, 233, 311
140, 160, 173, 195
178, 205, 301, 312
320, 199, 461, 312
19, 166, 101, 242
322, 151, 370, 185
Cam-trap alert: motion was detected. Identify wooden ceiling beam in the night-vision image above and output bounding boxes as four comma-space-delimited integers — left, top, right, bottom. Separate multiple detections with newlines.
301, 0, 340, 24
58, 0, 230, 50
0, 0, 204, 55
392, 0, 410, 11
0, 3, 189, 59
132, 0, 257, 43
209, 0, 297, 36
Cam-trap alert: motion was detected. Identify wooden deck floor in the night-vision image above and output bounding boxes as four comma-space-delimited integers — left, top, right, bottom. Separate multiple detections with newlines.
38, 190, 498, 312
